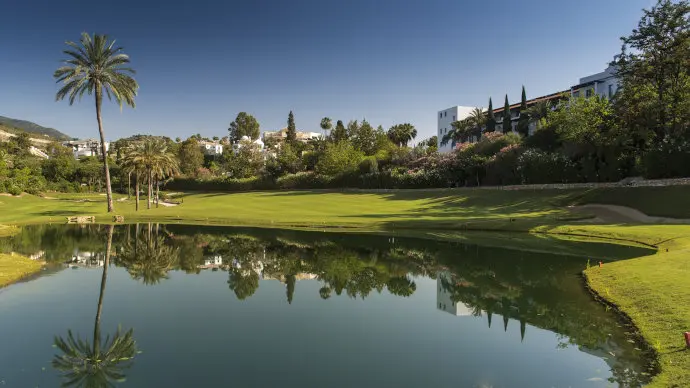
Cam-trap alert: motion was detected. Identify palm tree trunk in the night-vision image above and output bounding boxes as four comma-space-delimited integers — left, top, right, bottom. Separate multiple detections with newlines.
135, 175, 140, 211
155, 178, 160, 208
127, 171, 132, 199
95, 89, 114, 213
94, 224, 114, 355
147, 169, 152, 210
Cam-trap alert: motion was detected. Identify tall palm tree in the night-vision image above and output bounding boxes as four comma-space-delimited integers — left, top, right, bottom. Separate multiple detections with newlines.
54, 33, 139, 213
52, 225, 138, 387
120, 145, 145, 212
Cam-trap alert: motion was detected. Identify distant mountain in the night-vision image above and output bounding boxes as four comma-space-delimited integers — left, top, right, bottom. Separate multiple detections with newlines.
0, 116, 71, 140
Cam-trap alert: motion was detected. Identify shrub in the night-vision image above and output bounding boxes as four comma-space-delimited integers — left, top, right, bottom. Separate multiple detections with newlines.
641, 136, 690, 179
517, 149, 578, 184
484, 144, 524, 186
358, 157, 379, 175
315, 141, 364, 176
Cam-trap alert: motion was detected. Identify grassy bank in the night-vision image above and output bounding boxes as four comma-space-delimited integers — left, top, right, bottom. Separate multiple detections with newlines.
0, 253, 43, 288
585, 235, 690, 387
0, 187, 689, 384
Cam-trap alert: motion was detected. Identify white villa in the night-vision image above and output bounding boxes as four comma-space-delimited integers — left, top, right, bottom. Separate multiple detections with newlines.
262, 128, 322, 146
198, 140, 224, 156
62, 139, 110, 159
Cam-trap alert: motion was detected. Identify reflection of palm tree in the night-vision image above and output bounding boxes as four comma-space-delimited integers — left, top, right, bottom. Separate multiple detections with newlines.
286, 274, 296, 304
53, 225, 138, 387
118, 224, 179, 285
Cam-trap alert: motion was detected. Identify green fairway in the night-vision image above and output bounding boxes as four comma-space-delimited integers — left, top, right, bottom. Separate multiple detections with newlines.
0, 189, 582, 228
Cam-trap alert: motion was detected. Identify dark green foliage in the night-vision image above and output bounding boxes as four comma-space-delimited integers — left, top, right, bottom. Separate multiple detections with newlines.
330, 120, 348, 142
641, 137, 690, 178
177, 138, 204, 176
286, 111, 296, 142
486, 98, 496, 132
613, 0, 690, 143
315, 141, 364, 176
502, 95, 512, 134
387, 123, 417, 147
228, 112, 260, 143
517, 86, 530, 137
517, 150, 578, 184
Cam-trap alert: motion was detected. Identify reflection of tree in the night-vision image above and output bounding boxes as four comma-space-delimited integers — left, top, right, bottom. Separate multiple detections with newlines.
227, 268, 259, 300
117, 224, 179, 285
385, 275, 417, 297
52, 225, 138, 387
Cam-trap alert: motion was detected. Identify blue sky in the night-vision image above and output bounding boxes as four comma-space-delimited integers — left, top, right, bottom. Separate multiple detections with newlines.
0, 0, 651, 142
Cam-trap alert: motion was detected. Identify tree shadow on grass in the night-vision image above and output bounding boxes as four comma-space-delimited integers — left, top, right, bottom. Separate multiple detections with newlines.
31, 210, 85, 216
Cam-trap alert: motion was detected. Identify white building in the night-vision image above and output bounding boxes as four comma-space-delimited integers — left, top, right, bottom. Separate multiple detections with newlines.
231, 136, 264, 154
198, 140, 223, 156
436, 271, 474, 316
571, 66, 619, 99
262, 128, 322, 146
437, 106, 476, 153
62, 139, 109, 159
436, 67, 620, 153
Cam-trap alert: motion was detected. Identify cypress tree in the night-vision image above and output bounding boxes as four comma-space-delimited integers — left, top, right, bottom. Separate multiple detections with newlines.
486, 98, 496, 132
286, 111, 296, 142
517, 86, 530, 137
502, 95, 512, 134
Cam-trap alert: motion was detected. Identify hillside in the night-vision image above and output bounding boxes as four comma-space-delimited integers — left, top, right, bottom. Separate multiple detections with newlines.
0, 116, 70, 140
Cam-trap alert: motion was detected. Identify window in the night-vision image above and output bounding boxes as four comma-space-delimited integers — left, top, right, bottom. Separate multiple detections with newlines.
452, 115, 455, 121
444, 112, 447, 117
440, 112, 442, 119
608, 84, 614, 97
586, 88, 593, 97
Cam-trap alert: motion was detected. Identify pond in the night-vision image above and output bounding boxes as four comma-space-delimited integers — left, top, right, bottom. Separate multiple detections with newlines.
0, 224, 657, 387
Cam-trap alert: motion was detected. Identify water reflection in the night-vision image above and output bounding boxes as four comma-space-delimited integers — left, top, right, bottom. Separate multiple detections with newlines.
1, 224, 658, 386
51, 226, 138, 387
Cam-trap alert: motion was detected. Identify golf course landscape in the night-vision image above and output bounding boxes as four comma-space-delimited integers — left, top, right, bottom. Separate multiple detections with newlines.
1, 185, 689, 386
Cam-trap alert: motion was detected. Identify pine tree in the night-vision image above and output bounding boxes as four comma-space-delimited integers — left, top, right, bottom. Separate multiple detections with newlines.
517, 86, 530, 136
330, 120, 348, 142
486, 98, 496, 132
502, 95, 512, 134
286, 111, 296, 142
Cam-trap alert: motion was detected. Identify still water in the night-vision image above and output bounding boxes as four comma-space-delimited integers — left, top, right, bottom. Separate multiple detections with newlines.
0, 224, 656, 387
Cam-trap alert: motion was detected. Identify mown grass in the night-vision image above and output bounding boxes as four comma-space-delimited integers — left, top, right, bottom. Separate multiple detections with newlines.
585, 235, 690, 387
0, 253, 43, 288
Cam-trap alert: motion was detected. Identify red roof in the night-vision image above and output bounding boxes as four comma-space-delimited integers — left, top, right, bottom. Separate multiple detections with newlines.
491, 90, 569, 114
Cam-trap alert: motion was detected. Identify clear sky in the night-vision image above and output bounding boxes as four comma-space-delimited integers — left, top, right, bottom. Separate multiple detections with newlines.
0, 0, 651, 142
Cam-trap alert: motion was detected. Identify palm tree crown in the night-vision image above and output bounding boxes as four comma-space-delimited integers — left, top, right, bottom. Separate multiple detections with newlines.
54, 33, 138, 107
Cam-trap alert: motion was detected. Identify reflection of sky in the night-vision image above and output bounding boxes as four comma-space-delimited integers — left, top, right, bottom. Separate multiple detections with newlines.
0, 268, 617, 387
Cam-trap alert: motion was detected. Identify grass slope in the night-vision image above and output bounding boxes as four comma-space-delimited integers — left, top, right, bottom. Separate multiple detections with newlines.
585, 236, 690, 387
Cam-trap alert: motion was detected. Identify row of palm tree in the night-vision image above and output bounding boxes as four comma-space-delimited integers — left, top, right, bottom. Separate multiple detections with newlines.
440, 100, 554, 148
120, 138, 179, 210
